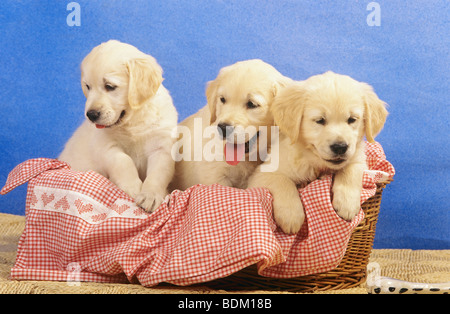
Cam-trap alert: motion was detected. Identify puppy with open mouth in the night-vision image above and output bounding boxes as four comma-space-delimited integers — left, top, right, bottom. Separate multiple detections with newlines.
59, 40, 178, 212
248, 72, 388, 234
220, 125, 261, 166
169, 59, 292, 191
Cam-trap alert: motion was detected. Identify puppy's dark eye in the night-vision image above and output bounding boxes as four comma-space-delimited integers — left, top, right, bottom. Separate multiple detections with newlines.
246, 101, 259, 109
220, 97, 226, 104
105, 84, 117, 92
348, 117, 357, 124
85, 84, 90, 91
316, 118, 326, 125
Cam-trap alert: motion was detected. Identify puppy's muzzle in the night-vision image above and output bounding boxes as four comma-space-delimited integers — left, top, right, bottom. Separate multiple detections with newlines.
86, 110, 101, 122
217, 123, 260, 155
217, 123, 233, 139
326, 142, 349, 165
330, 142, 348, 156
86, 109, 126, 128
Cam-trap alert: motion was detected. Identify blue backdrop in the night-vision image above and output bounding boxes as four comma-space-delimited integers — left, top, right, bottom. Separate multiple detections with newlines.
0, 0, 448, 249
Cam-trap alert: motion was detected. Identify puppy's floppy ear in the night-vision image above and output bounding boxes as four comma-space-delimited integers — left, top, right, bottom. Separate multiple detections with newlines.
80, 77, 88, 98
361, 83, 388, 142
272, 76, 294, 97
205, 79, 218, 124
271, 82, 306, 144
127, 56, 163, 109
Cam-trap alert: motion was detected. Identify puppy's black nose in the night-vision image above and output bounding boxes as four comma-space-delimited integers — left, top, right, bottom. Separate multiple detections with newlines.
330, 142, 348, 155
217, 123, 234, 139
86, 110, 101, 122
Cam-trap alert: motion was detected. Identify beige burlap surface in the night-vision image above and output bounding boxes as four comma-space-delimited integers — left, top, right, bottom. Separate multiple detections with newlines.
0, 213, 448, 294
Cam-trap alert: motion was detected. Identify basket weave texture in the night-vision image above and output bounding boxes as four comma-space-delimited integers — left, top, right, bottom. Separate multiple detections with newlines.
201, 182, 388, 292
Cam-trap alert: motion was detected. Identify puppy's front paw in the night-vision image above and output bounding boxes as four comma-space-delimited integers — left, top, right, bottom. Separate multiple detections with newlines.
332, 186, 361, 221
117, 179, 142, 200
273, 196, 305, 234
135, 190, 166, 213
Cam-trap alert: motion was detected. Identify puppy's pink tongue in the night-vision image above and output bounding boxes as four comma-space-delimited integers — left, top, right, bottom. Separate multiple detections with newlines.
95, 124, 106, 129
224, 142, 245, 166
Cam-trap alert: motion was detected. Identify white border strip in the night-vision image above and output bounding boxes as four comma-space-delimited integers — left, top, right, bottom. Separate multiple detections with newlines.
32, 186, 148, 224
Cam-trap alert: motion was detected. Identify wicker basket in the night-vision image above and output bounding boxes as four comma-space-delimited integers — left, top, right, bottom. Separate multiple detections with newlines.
199, 182, 389, 292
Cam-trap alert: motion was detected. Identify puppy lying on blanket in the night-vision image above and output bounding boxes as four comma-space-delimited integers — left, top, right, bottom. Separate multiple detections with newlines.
248, 72, 388, 234
59, 40, 178, 212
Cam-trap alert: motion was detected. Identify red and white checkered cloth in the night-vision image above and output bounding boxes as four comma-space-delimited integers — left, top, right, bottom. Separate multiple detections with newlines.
1, 142, 394, 286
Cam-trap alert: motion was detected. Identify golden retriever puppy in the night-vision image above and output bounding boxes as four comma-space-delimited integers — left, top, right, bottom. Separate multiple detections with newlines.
170, 59, 292, 191
59, 40, 178, 212
248, 71, 388, 234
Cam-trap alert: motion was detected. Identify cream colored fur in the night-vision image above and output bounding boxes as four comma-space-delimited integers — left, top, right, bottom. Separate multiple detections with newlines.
248, 71, 388, 234
169, 59, 292, 191
59, 40, 178, 212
